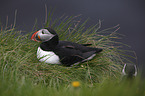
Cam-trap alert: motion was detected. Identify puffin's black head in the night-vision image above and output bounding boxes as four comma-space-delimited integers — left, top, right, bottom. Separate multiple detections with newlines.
31, 28, 57, 42
122, 63, 137, 79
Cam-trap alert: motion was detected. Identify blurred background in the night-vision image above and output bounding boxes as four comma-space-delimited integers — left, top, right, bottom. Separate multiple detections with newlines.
0, 0, 145, 76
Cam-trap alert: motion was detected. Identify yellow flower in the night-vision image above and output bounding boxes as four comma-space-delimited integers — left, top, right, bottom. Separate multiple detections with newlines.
71, 81, 80, 87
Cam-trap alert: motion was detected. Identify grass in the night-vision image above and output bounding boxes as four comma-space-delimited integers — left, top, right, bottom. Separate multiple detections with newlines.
0, 75, 145, 96
0, 14, 144, 96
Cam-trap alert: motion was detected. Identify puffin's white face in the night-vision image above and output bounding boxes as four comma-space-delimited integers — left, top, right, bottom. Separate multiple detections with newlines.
122, 63, 137, 77
31, 29, 55, 42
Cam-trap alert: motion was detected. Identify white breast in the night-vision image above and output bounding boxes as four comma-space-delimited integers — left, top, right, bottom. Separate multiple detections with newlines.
37, 47, 61, 64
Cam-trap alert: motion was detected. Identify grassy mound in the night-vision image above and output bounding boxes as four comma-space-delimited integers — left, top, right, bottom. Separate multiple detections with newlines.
0, 76, 144, 96
0, 15, 131, 86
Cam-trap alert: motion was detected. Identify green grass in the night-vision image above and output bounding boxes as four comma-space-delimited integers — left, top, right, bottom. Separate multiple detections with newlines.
0, 15, 143, 96
0, 75, 145, 96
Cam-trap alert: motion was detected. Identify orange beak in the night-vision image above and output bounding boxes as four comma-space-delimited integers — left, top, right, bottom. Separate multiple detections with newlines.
31, 31, 39, 42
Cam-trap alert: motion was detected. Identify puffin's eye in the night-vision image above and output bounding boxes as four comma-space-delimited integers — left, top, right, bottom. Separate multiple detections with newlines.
42, 31, 44, 34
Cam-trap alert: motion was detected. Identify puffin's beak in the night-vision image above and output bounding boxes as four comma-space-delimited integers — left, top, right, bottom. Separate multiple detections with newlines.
31, 31, 39, 42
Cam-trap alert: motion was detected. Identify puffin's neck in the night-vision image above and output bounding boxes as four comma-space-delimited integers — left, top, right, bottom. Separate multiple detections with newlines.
40, 35, 59, 51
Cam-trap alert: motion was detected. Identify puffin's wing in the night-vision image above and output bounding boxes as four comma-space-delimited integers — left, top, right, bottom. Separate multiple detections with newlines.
60, 50, 96, 66
62, 43, 92, 48
61, 44, 92, 50
61, 44, 92, 49
81, 43, 92, 46
61, 55, 84, 66
59, 41, 102, 53
62, 45, 75, 49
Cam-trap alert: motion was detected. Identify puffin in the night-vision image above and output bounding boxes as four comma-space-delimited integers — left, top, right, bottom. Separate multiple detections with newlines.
122, 63, 137, 79
31, 27, 103, 66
